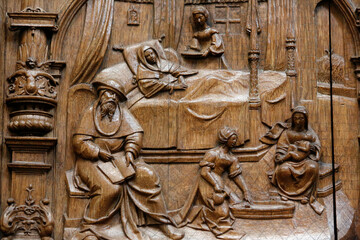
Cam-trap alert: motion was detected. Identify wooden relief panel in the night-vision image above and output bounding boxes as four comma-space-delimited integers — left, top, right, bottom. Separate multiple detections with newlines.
0, 0, 360, 240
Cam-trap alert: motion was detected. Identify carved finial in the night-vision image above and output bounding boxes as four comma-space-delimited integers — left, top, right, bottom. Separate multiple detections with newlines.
7, 198, 15, 206
25, 184, 35, 206
41, 198, 50, 205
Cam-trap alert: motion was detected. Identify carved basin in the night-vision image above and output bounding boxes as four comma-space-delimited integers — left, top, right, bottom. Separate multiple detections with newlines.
6, 96, 57, 135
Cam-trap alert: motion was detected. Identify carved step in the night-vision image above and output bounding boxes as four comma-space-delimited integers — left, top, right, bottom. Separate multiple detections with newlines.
318, 162, 342, 198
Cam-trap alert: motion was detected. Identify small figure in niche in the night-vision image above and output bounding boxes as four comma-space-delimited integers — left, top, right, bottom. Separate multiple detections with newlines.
182, 126, 251, 240
261, 106, 324, 214
136, 45, 197, 98
183, 6, 224, 58
127, 6, 139, 26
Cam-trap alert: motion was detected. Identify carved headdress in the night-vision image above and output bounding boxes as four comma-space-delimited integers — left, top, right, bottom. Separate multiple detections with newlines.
291, 105, 308, 130
75, 78, 142, 138
218, 126, 237, 144
137, 45, 161, 72
92, 78, 127, 101
192, 6, 209, 20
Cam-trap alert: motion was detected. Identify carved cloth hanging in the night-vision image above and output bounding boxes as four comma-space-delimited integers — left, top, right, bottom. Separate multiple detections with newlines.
70, 0, 114, 85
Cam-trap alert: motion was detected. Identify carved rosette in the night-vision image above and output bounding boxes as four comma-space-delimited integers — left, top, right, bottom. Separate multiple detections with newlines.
0, 185, 54, 240
6, 8, 63, 136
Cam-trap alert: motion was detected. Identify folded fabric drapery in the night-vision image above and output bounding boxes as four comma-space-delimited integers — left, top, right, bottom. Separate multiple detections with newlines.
70, 0, 114, 85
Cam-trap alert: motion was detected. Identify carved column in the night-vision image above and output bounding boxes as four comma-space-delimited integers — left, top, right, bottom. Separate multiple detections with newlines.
355, 8, 360, 30
350, 56, 360, 144
6, 8, 63, 135
247, 0, 261, 109
351, 56, 360, 101
246, 0, 267, 146
286, 0, 297, 108
2, 6, 64, 240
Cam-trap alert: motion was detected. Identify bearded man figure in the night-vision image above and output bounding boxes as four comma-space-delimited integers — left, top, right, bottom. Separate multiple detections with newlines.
71, 78, 184, 240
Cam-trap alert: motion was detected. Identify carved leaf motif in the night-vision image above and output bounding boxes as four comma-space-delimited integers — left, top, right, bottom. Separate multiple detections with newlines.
36, 76, 49, 97
1, 186, 54, 238
14, 76, 26, 95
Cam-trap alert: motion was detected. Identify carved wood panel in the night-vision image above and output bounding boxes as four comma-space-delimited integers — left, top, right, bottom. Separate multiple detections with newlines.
0, 0, 360, 239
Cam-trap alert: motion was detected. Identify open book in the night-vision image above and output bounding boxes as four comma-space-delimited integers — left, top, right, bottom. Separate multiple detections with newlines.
97, 152, 135, 184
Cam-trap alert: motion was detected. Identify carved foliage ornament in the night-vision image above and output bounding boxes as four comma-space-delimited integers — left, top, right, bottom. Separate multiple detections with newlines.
6, 8, 62, 136
7, 59, 58, 99
0, 185, 54, 240
6, 58, 58, 135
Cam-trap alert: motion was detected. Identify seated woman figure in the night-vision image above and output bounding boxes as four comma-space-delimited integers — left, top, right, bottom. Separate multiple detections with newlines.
183, 126, 251, 239
136, 45, 197, 98
261, 106, 324, 214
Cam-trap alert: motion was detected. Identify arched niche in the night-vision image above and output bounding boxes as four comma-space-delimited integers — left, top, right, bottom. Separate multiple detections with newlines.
315, 0, 359, 91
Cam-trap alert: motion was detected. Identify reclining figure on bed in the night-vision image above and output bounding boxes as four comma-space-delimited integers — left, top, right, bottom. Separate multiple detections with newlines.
136, 45, 198, 98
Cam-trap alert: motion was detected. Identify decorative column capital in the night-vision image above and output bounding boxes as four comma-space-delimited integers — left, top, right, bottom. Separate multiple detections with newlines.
7, 8, 58, 31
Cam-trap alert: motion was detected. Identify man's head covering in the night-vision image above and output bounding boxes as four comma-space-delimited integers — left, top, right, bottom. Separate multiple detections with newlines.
291, 105, 308, 129
218, 126, 237, 144
92, 78, 127, 101
192, 6, 209, 20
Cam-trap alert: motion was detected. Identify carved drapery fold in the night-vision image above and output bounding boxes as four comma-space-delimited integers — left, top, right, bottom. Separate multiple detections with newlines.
51, 0, 88, 59
70, 0, 114, 85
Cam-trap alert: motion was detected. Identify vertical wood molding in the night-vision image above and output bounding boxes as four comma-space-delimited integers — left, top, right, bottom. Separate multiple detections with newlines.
286, 0, 297, 108
247, 0, 261, 109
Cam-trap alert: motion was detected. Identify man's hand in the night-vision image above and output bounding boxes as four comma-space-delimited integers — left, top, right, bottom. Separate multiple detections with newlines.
125, 152, 135, 167
98, 149, 114, 162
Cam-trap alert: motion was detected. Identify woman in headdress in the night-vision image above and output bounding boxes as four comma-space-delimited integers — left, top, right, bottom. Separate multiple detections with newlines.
136, 45, 197, 98
261, 106, 324, 214
189, 6, 224, 57
183, 126, 251, 239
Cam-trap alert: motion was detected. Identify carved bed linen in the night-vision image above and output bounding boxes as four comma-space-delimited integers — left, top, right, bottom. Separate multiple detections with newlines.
93, 40, 289, 150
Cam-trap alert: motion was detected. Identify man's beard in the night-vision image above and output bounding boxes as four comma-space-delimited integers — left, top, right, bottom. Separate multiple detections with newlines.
100, 100, 117, 121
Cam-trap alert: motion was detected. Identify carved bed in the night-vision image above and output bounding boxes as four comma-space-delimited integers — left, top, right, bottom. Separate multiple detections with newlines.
92, 39, 291, 151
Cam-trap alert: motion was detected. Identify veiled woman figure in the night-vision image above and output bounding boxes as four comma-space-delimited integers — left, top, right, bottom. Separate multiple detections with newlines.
261, 106, 324, 214
189, 6, 224, 57
136, 45, 197, 98
180, 126, 251, 240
